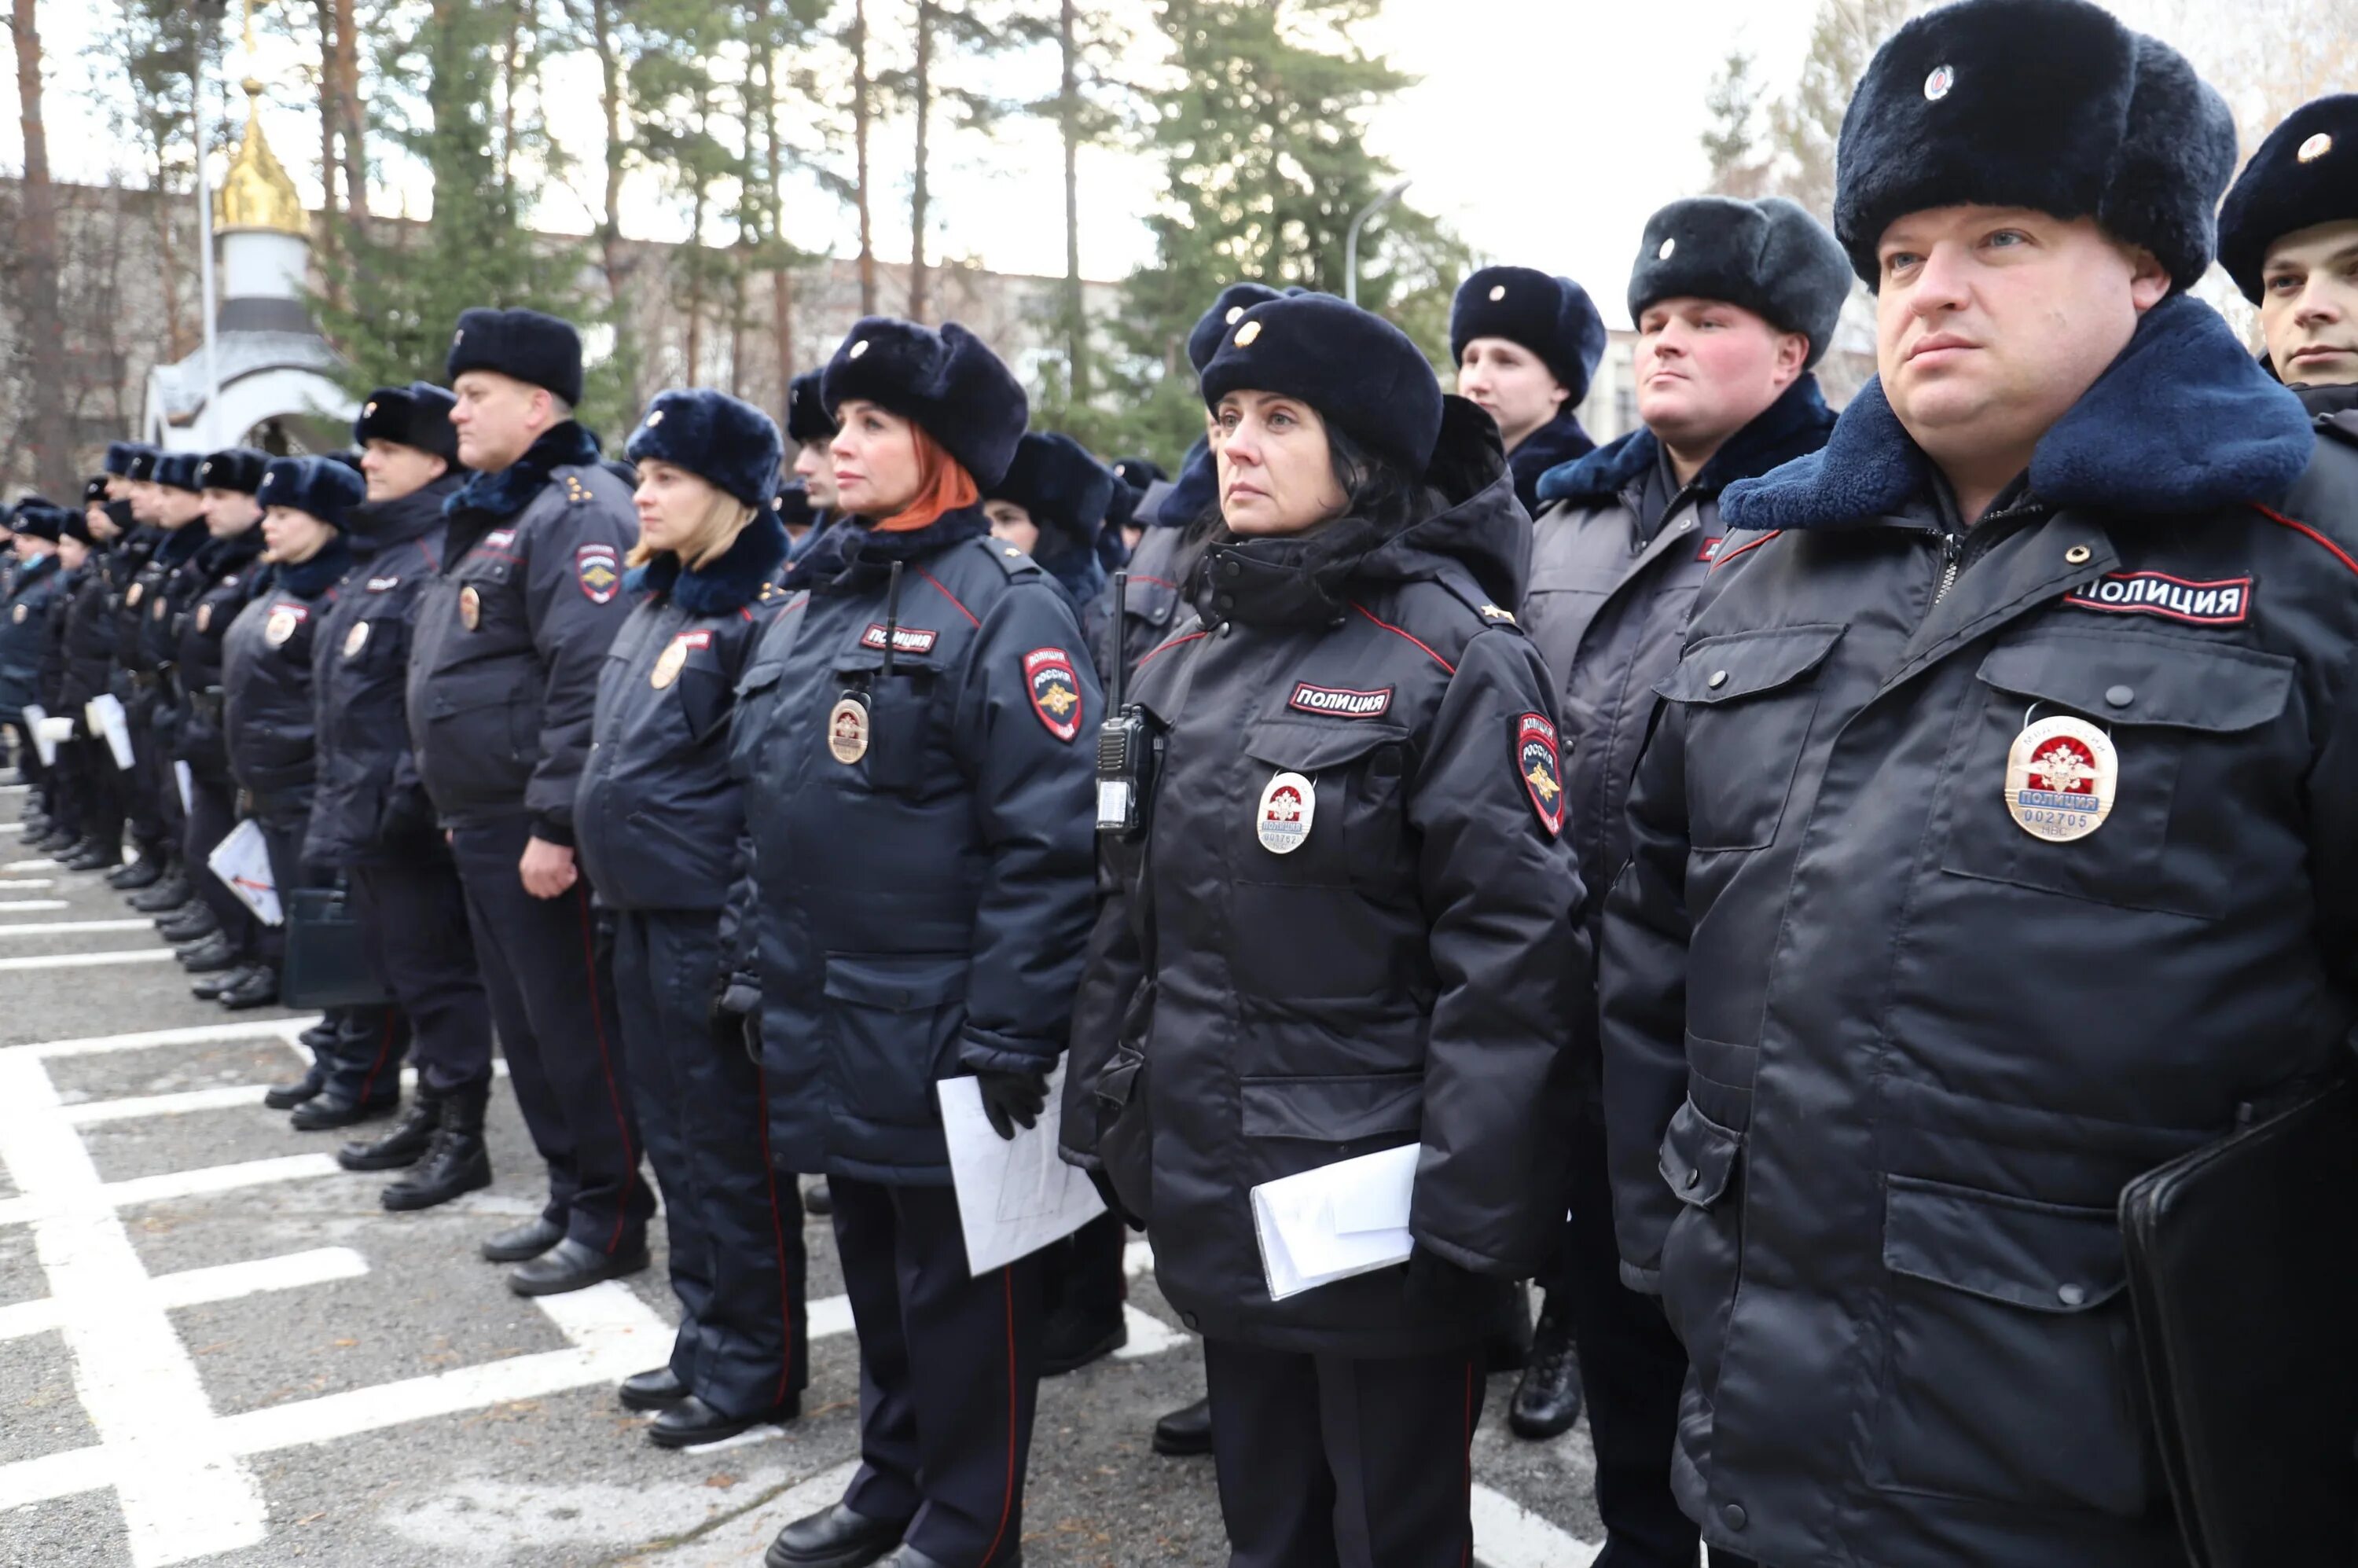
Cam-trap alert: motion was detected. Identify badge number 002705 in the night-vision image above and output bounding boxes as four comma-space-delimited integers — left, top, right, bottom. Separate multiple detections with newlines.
2004, 714, 2117, 843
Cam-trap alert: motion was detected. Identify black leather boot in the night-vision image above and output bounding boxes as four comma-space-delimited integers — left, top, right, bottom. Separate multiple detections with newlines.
289, 1085, 399, 1132
67, 843, 124, 872
1151, 1395, 1211, 1456
1508, 1298, 1586, 1440
338, 1091, 442, 1171
381, 1082, 492, 1211
129, 874, 193, 913
105, 854, 160, 888
216, 964, 280, 1010
263, 1063, 327, 1111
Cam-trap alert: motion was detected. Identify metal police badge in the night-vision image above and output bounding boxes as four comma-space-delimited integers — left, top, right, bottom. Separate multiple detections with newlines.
1024, 647, 1083, 742
1256, 771, 1315, 854
343, 619, 370, 659
828, 695, 871, 764
652, 630, 709, 690
458, 585, 482, 630
2004, 714, 2117, 843
1516, 712, 1565, 836
264, 603, 306, 648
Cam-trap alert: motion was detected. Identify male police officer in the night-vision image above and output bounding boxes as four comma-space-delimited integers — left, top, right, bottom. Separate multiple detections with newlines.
119, 453, 213, 917
103, 445, 176, 890
1511, 197, 1848, 1568
1452, 266, 1605, 516
1603, 2, 2358, 1563
323, 383, 499, 1211
406, 310, 652, 1294
55, 455, 142, 873
2220, 95, 2358, 406
784, 368, 841, 564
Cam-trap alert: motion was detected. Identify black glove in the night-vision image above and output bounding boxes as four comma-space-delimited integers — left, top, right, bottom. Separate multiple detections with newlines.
975, 1068, 1049, 1141
1401, 1244, 1482, 1313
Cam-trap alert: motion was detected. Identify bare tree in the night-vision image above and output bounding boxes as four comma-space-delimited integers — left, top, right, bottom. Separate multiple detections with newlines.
13, 0, 75, 493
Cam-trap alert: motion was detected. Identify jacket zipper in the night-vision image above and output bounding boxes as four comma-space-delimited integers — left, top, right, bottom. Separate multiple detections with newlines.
1927, 498, 2047, 611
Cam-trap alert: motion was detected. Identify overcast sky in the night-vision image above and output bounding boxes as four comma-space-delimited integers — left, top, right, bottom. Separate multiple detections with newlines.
10, 0, 2173, 331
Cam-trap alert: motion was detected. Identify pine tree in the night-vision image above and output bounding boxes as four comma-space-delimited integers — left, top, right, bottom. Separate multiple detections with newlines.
1701, 49, 1767, 199
1053, 0, 1466, 460
311, 2, 614, 431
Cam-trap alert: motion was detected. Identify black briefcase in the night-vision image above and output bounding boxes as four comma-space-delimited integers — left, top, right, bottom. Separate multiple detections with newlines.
2119, 1075, 2358, 1567
279, 886, 393, 1010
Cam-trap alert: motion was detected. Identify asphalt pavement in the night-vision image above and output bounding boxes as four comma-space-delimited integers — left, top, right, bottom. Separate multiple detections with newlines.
0, 784, 1611, 1567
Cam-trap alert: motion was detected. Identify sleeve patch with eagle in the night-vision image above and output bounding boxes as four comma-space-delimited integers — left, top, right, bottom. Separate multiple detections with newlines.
1516, 712, 1563, 835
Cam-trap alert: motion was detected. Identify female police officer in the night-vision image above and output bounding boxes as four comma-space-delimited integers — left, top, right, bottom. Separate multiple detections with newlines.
735, 320, 1097, 1568
575, 388, 806, 1450
1063, 292, 1586, 1568
221, 457, 365, 1028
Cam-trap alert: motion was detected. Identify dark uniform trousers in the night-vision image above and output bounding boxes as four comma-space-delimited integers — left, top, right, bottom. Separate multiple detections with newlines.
830, 1177, 1041, 1566
68, 734, 121, 854
183, 773, 259, 961
1202, 1339, 1484, 1568
610, 909, 807, 1419
446, 813, 652, 1253
350, 854, 492, 1094
1042, 1213, 1128, 1320
123, 692, 171, 860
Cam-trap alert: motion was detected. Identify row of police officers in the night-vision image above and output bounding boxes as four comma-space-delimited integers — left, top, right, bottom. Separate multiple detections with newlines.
9, 0, 2358, 1559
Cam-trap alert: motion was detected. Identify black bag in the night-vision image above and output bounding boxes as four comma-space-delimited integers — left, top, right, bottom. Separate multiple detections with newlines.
279, 885, 393, 1010
2119, 1074, 2358, 1567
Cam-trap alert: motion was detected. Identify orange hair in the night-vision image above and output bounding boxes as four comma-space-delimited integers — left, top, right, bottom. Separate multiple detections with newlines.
872, 424, 980, 533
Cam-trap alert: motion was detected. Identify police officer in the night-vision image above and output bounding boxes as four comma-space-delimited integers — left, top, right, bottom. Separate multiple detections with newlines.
219, 459, 364, 1023
784, 368, 843, 560
1452, 266, 1606, 516
1, 501, 68, 820
1602, 4, 2358, 1563
1062, 292, 1584, 1568
575, 387, 807, 1449
980, 431, 1131, 1378
741, 318, 1097, 1568
406, 307, 653, 1295
1106, 457, 1166, 555
127, 453, 219, 923
55, 458, 140, 873
162, 450, 271, 996
1509, 198, 1848, 1561
2220, 94, 2358, 409
106, 446, 182, 896
26, 496, 97, 857
315, 384, 500, 1208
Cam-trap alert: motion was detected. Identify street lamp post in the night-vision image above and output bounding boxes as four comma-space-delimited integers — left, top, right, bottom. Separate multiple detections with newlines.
1344, 177, 1412, 307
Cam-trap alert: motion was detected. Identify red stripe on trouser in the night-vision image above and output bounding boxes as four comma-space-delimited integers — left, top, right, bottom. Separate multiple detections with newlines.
354, 1012, 399, 1103
754, 1066, 797, 1408
573, 887, 637, 1254
979, 1266, 1019, 1565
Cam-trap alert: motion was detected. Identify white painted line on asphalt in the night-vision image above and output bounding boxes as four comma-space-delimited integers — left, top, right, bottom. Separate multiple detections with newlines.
0, 879, 59, 890
6, 857, 61, 872
2, 1018, 319, 1060
0, 1247, 370, 1343
0, 898, 66, 911
0, 1152, 343, 1228
0, 918, 152, 937
0, 1052, 272, 1564
0, 821, 22, 832
66, 1084, 285, 1125
809, 1291, 856, 1340
0, 948, 175, 972
1114, 1302, 1185, 1360
1471, 1482, 1602, 1568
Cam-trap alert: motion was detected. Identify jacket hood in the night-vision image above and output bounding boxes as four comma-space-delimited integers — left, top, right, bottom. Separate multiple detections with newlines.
347, 472, 464, 553
1188, 395, 1529, 626
1507, 402, 1596, 516
1539, 375, 1835, 509
1723, 292, 2316, 531
444, 421, 602, 525
627, 503, 788, 616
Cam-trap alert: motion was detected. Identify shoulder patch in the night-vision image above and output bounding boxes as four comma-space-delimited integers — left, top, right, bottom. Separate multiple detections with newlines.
1023, 646, 1083, 741
1515, 712, 1564, 836
576, 544, 621, 605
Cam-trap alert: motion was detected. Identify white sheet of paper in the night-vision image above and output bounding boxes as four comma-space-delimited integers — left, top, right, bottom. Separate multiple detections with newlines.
1250, 1143, 1420, 1302
32, 714, 74, 763
20, 706, 55, 768
208, 818, 282, 927
85, 694, 134, 771
173, 760, 194, 816
938, 1063, 1105, 1277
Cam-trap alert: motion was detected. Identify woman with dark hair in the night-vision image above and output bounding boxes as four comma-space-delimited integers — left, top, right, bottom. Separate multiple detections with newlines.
733, 319, 1099, 1568
1063, 292, 1587, 1568
573, 387, 808, 1450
